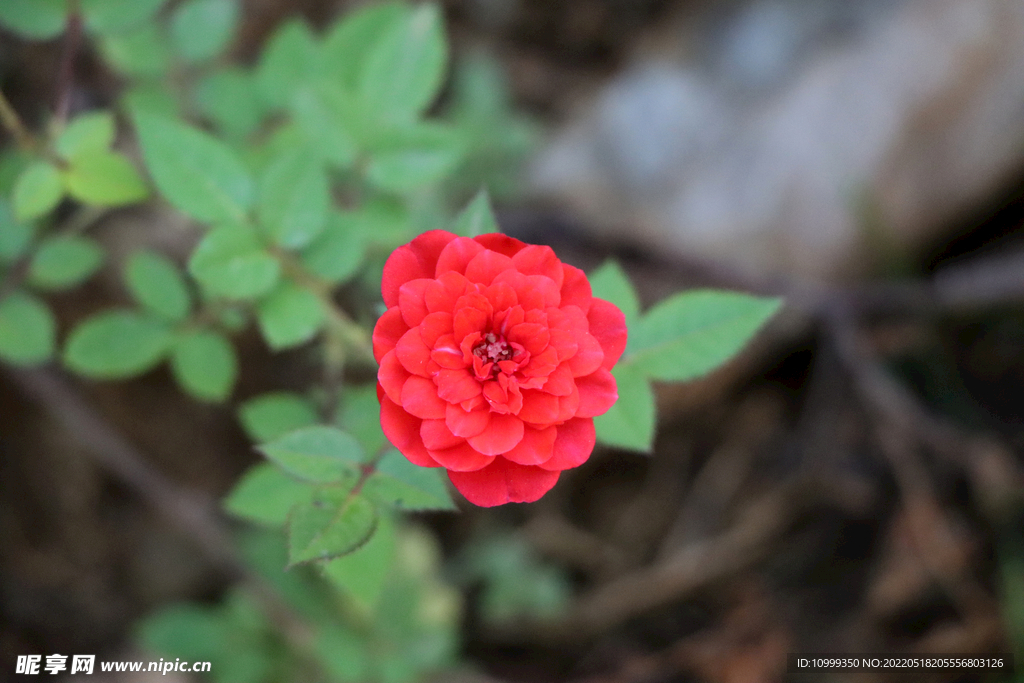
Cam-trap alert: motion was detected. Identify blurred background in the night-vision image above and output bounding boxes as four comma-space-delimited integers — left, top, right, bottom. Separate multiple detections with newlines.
2, 0, 1024, 681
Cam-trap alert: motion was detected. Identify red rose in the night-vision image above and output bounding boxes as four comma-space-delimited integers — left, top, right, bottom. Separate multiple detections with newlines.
373, 230, 627, 507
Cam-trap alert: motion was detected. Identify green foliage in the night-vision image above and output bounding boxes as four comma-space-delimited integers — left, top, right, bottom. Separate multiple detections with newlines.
627, 289, 782, 382
255, 281, 324, 350
592, 260, 782, 452
81, 0, 167, 36
55, 112, 116, 159
0, 202, 34, 262
362, 450, 456, 512
0, 0, 68, 40
188, 224, 280, 299
125, 250, 192, 322
171, 329, 237, 401
238, 392, 319, 442
453, 533, 570, 624
288, 487, 378, 566
134, 111, 254, 223
451, 189, 498, 237
0, 4, 783, 682
257, 149, 330, 249
0, 292, 56, 366
357, 4, 447, 126
594, 364, 656, 452
64, 310, 172, 378
27, 235, 104, 291
170, 0, 238, 64
63, 150, 149, 206
13, 161, 63, 221
258, 426, 367, 483
224, 463, 313, 527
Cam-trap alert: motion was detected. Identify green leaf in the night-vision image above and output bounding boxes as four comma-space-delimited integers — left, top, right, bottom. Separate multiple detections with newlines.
124, 250, 191, 322
366, 123, 464, 193
133, 110, 254, 223
64, 310, 172, 378
63, 150, 149, 207
255, 281, 324, 350
121, 83, 179, 118
137, 604, 228, 665
27, 235, 104, 290
238, 392, 318, 443
0, 292, 55, 366
451, 189, 498, 237
626, 290, 782, 382
99, 23, 171, 77
287, 487, 377, 566
259, 425, 366, 483
257, 148, 329, 249
321, 512, 396, 608
593, 364, 655, 452
55, 111, 115, 159
195, 68, 266, 140
223, 463, 313, 527
357, 3, 446, 125
0, 201, 35, 263
339, 384, 386, 455
589, 259, 640, 325
0, 0, 67, 39
188, 224, 280, 299
170, 329, 237, 402
170, 0, 238, 63
256, 19, 320, 109
13, 161, 63, 221
322, 2, 406, 91
363, 449, 456, 511
81, 0, 166, 35
299, 211, 364, 284
290, 86, 358, 169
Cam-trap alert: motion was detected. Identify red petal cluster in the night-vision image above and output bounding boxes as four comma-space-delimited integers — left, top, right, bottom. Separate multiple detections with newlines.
373, 230, 627, 507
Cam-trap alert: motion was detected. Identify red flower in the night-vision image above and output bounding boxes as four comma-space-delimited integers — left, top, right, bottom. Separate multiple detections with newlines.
373, 230, 627, 507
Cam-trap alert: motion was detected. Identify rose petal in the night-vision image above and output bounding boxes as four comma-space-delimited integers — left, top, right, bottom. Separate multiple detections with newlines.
575, 368, 618, 417
420, 419, 464, 450
588, 299, 628, 370
538, 418, 595, 471
518, 390, 561, 425
560, 264, 592, 312
541, 363, 575, 396
382, 230, 456, 306
446, 402, 490, 438
512, 245, 564, 288
502, 425, 557, 466
377, 349, 409, 404
396, 328, 438, 377
464, 250, 515, 285
431, 334, 466, 369
483, 281, 518, 312
425, 271, 470, 313
435, 236, 486, 276
401, 376, 446, 419
436, 369, 482, 403
567, 332, 604, 377
467, 413, 525, 455
372, 308, 408, 362
380, 396, 435, 467
428, 442, 493, 471
448, 457, 560, 506
507, 323, 549, 355
473, 233, 527, 257
397, 279, 432, 327
420, 311, 453, 347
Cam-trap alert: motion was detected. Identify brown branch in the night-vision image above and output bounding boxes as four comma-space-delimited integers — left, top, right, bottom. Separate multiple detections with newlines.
3, 367, 317, 650
54, 2, 83, 127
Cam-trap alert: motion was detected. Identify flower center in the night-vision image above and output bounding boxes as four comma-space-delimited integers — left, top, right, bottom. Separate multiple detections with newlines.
473, 332, 512, 365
